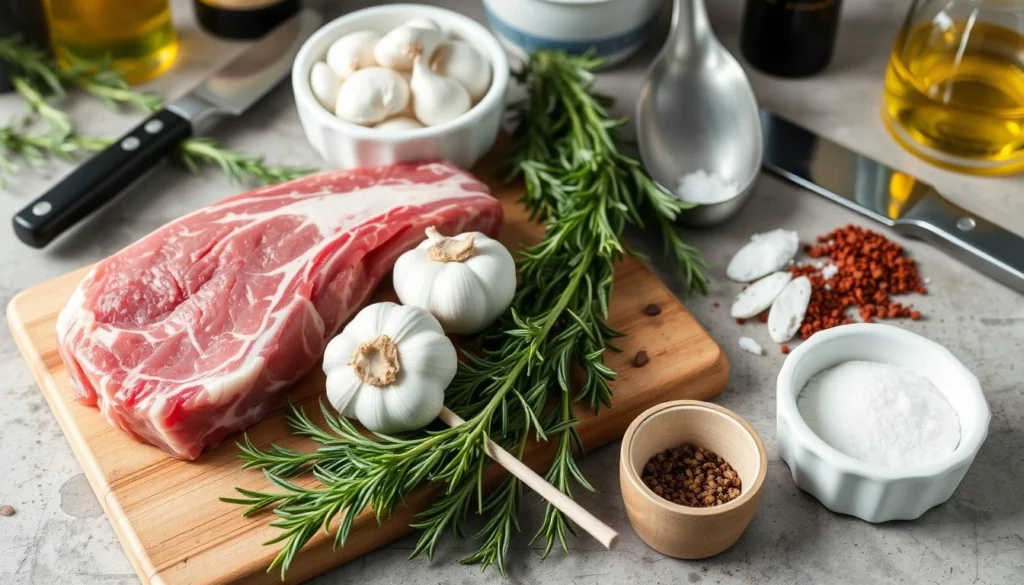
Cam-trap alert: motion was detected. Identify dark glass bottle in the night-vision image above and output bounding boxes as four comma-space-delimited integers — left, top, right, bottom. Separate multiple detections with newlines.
0, 1, 51, 93
741, 0, 843, 78
193, 0, 300, 40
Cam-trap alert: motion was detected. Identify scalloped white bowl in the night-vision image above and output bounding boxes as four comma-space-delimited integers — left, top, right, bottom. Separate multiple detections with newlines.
292, 4, 510, 170
777, 323, 990, 523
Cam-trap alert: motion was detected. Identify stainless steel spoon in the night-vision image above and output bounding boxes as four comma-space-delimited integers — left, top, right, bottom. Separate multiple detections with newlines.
637, 0, 763, 227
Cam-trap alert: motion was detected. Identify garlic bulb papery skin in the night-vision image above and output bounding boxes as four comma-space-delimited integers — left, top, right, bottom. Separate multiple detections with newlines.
405, 17, 442, 31
431, 40, 491, 102
323, 302, 456, 434
310, 62, 342, 110
325, 30, 380, 79
375, 116, 424, 131
374, 24, 445, 71
393, 227, 517, 335
410, 57, 471, 126
334, 67, 410, 126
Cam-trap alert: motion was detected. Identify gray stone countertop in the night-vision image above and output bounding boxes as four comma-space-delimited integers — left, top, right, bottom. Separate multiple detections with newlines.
1, 1, 1022, 584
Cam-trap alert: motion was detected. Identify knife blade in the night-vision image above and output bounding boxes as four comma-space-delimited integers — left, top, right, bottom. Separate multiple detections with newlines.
760, 110, 1024, 295
12, 9, 322, 249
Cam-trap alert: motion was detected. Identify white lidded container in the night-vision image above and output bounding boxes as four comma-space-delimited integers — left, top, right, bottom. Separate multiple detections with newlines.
482, 0, 663, 66
291, 4, 509, 170
776, 323, 990, 523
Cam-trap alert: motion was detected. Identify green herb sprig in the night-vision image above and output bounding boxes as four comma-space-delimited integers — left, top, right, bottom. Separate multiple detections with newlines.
223, 50, 707, 578
0, 36, 310, 186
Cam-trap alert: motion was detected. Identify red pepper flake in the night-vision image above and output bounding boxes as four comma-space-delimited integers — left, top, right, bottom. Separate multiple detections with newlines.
712, 301, 720, 308
757, 312, 768, 323
790, 225, 927, 338
780, 345, 790, 355
735, 318, 745, 325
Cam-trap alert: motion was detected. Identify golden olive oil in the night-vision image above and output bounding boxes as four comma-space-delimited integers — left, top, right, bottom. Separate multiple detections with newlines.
883, 20, 1024, 175
45, 0, 178, 85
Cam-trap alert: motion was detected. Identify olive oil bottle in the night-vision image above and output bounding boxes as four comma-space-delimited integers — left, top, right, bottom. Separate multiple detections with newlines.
883, 18, 1024, 175
44, 0, 178, 85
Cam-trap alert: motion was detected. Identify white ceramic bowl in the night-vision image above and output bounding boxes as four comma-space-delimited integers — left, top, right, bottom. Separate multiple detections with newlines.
292, 4, 509, 170
776, 323, 990, 523
482, 0, 662, 66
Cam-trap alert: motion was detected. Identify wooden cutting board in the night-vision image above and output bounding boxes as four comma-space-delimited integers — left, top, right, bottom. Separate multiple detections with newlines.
6, 154, 728, 585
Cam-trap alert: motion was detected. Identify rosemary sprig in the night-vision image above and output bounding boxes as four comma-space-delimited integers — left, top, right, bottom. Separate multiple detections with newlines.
0, 36, 162, 112
12, 77, 72, 140
0, 35, 309, 186
178, 138, 314, 185
223, 50, 707, 577
0, 37, 64, 96
61, 52, 164, 112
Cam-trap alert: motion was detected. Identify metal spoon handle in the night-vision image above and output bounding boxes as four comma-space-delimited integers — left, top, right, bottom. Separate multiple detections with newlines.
669, 0, 712, 57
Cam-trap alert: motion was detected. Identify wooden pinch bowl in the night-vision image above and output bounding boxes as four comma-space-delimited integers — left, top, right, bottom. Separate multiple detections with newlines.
619, 400, 767, 559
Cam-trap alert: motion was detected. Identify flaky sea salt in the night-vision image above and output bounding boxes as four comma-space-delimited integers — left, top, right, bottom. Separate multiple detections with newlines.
675, 169, 739, 205
797, 361, 960, 468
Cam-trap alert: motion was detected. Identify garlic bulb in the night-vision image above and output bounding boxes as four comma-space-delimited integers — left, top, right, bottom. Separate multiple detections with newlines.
393, 227, 516, 334
375, 116, 424, 131
323, 302, 456, 434
410, 57, 471, 126
335, 67, 410, 126
325, 30, 380, 79
374, 24, 445, 71
309, 62, 342, 110
431, 41, 491, 101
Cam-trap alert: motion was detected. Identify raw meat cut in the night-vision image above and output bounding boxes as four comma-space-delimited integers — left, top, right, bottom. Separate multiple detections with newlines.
56, 162, 503, 460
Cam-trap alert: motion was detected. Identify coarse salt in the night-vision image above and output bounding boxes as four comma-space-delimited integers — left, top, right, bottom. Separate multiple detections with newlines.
675, 169, 739, 205
821, 264, 839, 280
737, 336, 764, 356
797, 361, 960, 468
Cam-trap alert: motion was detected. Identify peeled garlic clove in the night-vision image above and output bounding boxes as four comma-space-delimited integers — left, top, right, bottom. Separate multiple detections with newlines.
335, 67, 410, 126
410, 57, 470, 126
374, 24, 445, 71
310, 62, 342, 110
375, 117, 424, 131
405, 17, 441, 31
768, 276, 812, 343
431, 40, 491, 101
731, 271, 792, 319
325, 30, 380, 79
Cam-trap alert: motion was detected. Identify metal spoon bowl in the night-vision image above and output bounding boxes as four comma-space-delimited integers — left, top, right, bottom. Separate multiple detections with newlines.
637, 0, 763, 228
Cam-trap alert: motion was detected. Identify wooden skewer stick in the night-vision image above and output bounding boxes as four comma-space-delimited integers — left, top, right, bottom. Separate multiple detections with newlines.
438, 406, 620, 550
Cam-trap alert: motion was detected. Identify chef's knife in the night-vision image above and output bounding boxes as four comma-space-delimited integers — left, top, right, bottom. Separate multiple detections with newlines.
761, 110, 1024, 295
12, 9, 322, 249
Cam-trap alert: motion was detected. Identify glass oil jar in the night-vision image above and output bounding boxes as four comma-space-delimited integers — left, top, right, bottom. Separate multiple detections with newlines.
44, 0, 178, 85
883, 0, 1024, 175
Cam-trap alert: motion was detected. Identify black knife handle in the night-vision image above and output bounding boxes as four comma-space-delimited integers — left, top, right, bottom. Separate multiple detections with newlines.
12, 109, 192, 248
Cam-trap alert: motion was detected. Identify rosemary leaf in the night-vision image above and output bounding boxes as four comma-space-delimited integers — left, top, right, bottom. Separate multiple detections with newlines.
61, 52, 164, 113
177, 137, 315, 186
0, 36, 64, 96
12, 77, 72, 141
